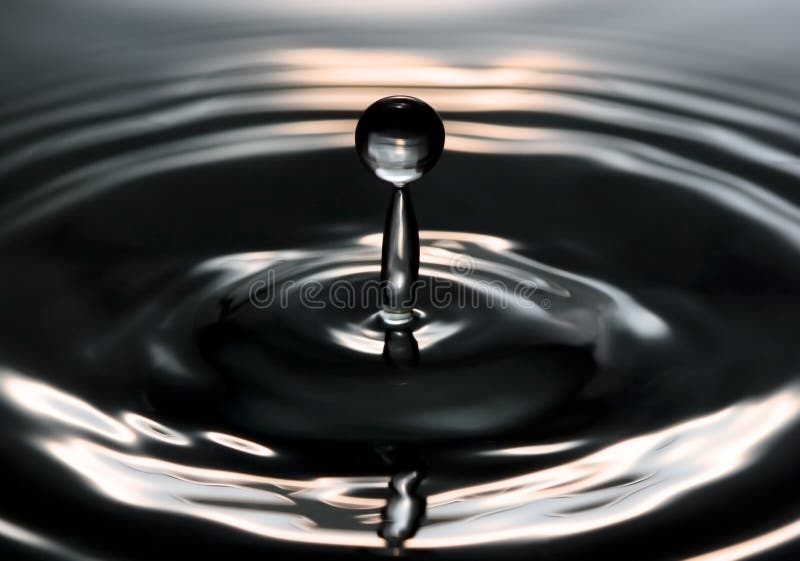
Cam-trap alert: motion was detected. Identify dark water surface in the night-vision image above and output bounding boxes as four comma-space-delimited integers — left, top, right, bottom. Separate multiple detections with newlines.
2, 1, 800, 559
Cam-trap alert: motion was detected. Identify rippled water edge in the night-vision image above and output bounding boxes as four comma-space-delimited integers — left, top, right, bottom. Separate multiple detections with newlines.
2, 1, 800, 560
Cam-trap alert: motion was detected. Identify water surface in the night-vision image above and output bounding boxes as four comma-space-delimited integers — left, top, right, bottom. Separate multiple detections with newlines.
1, 1, 800, 559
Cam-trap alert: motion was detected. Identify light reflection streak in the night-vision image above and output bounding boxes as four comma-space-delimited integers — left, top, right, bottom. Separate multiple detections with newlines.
123, 412, 190, 446
412, 321, 464, 350
2, 369, 799, 550
359, 231, 513, 252
7, 35, 795, 142
407, 386, 800, 548
444, 119, 800, 231
328, 319, 464, 355
200, 229, 666, 356
0, 516, 99, 561
0, 12, 797, 557
2, 375, 136, 444
0, 517, 53, 551
7, 46, 797, 154
49, 84, 798, 169
0, 371, 386, 548
269, 48, 438, 68
328, 326, 383, 355
0, 122, 353, 234
147, 341, 192, 377
205, 431, 275, 457
42, 438, 385, 547
196, 228, 666, 356
5, 64, 799, 206
5, 105, 798, 262
481, 440, 587, 456
682, 517, 800, 561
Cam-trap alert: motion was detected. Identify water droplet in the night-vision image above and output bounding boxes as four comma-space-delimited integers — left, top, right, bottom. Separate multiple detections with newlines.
356, 96, 444, 324
355, 95, 445, 186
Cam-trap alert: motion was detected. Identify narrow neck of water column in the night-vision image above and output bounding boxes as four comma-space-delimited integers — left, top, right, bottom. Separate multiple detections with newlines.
380, 184, 419, 323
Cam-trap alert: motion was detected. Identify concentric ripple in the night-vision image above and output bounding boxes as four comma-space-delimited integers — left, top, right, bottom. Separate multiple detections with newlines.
1, 2, 800, 560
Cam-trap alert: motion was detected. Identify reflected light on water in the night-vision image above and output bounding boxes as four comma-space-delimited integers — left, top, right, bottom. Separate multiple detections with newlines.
41, 438, 385, 547
205, 432, 275, 457
1, 0, 799, 557
408, 386, 800, 548
122, 412, 190, 446
0, 516, 99, 561
481, 440, 587, 456
682, 517, 800, 561
0, 370, 387, 548
2, 368, 798, 550
2, 375, 136, 444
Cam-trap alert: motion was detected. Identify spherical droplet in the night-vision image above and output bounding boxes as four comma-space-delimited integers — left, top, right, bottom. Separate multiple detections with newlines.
355, 95, 445, 186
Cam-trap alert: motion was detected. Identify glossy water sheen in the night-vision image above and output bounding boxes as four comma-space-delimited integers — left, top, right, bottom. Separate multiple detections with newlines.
1, 1, 800, 560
